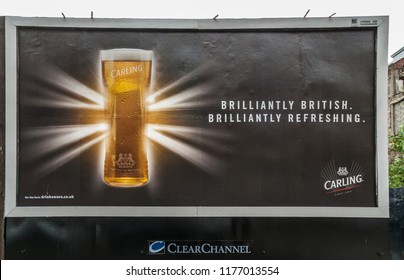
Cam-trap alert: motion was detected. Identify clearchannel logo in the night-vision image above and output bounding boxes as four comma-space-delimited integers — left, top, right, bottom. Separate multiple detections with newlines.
148, 240, 252, 255
148, 241, 165, 255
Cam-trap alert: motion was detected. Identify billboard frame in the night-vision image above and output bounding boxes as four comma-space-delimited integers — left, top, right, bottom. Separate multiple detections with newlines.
3, 16, 389, 217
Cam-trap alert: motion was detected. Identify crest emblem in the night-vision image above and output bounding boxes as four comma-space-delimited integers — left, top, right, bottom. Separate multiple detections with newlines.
115, 153, 135, 168
337, 167, 348, 176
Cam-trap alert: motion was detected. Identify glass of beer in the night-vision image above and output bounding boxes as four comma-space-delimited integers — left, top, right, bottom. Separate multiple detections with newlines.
100, 48, 152, 187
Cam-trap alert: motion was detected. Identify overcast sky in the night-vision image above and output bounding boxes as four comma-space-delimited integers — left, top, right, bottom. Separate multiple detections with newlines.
1, 0, 403, 57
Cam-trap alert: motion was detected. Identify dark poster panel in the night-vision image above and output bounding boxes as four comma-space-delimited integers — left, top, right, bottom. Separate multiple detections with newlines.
17, 28, 376, 207
5, 217, 391, 260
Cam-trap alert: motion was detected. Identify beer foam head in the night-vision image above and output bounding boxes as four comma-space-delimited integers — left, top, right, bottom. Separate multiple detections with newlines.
100, 48, 153, 61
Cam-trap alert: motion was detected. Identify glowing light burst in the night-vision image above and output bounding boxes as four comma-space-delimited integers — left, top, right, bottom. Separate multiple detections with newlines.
148, 82, 215, 111
22, 88, 104, 110
145, 61, 227, 175
24, 124, 108, 160
44, 64, 104, 108
22, 63, 108, 177
147, 62, 212, 104
23, 63, 104, 110
37, 133, 107, 176
24, 61, 226, 178
148, 124, 231, 153
24, 123, 108, 177
147, 125, 225, 174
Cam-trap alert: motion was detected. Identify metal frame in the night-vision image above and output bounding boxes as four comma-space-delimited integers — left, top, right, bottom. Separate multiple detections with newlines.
3, 16, 389, 217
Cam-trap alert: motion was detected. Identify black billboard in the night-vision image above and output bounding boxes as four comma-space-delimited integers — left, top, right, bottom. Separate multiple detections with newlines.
3, 17, 389, 217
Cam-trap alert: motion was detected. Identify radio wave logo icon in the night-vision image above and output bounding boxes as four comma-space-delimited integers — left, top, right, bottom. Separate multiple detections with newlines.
149, 241, 165, 255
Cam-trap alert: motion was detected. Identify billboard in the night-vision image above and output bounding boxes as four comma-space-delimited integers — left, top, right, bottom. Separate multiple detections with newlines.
3, 16, 389, 217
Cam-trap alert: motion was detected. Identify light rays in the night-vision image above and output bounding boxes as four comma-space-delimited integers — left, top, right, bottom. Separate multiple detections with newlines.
37, 133, 107, 176
23, 124, 108, 177
22, 88, 104, 110
148, 124, 231, 153
145, 61, 227, 175
147, 62, 212, 104
147, 81, 217, 111
147, 124, 226, 174
23, 124, 108, 160
19, 60, 108, 177
22, 63, 104, 110
42, 64, 104, 108
22, 59, 227, 180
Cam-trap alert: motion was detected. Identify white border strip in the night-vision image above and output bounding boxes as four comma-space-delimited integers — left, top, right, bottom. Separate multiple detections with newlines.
375, 17, 389, 218
4, 17, 18, 218
3, 16, 389, 218
5, 206, 389, 217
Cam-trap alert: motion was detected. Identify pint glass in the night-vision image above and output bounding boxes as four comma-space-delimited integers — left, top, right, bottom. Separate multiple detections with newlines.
100, 49, 152, 187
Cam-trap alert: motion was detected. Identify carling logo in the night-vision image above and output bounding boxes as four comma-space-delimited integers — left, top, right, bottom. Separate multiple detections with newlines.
321, 161, 364, 195
148, 241, 165, 255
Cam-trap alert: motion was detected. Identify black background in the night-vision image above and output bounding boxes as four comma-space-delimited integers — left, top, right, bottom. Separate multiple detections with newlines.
4, 217, 391, 260
17, 28, 377, 207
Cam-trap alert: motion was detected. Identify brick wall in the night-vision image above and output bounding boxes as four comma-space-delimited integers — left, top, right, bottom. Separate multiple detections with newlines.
388, 57, 404, 136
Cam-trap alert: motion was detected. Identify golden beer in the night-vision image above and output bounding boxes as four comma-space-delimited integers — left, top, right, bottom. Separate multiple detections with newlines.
100, 49, 152, 187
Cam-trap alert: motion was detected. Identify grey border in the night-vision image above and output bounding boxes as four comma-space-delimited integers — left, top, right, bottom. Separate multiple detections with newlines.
4, 16, 389, 218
